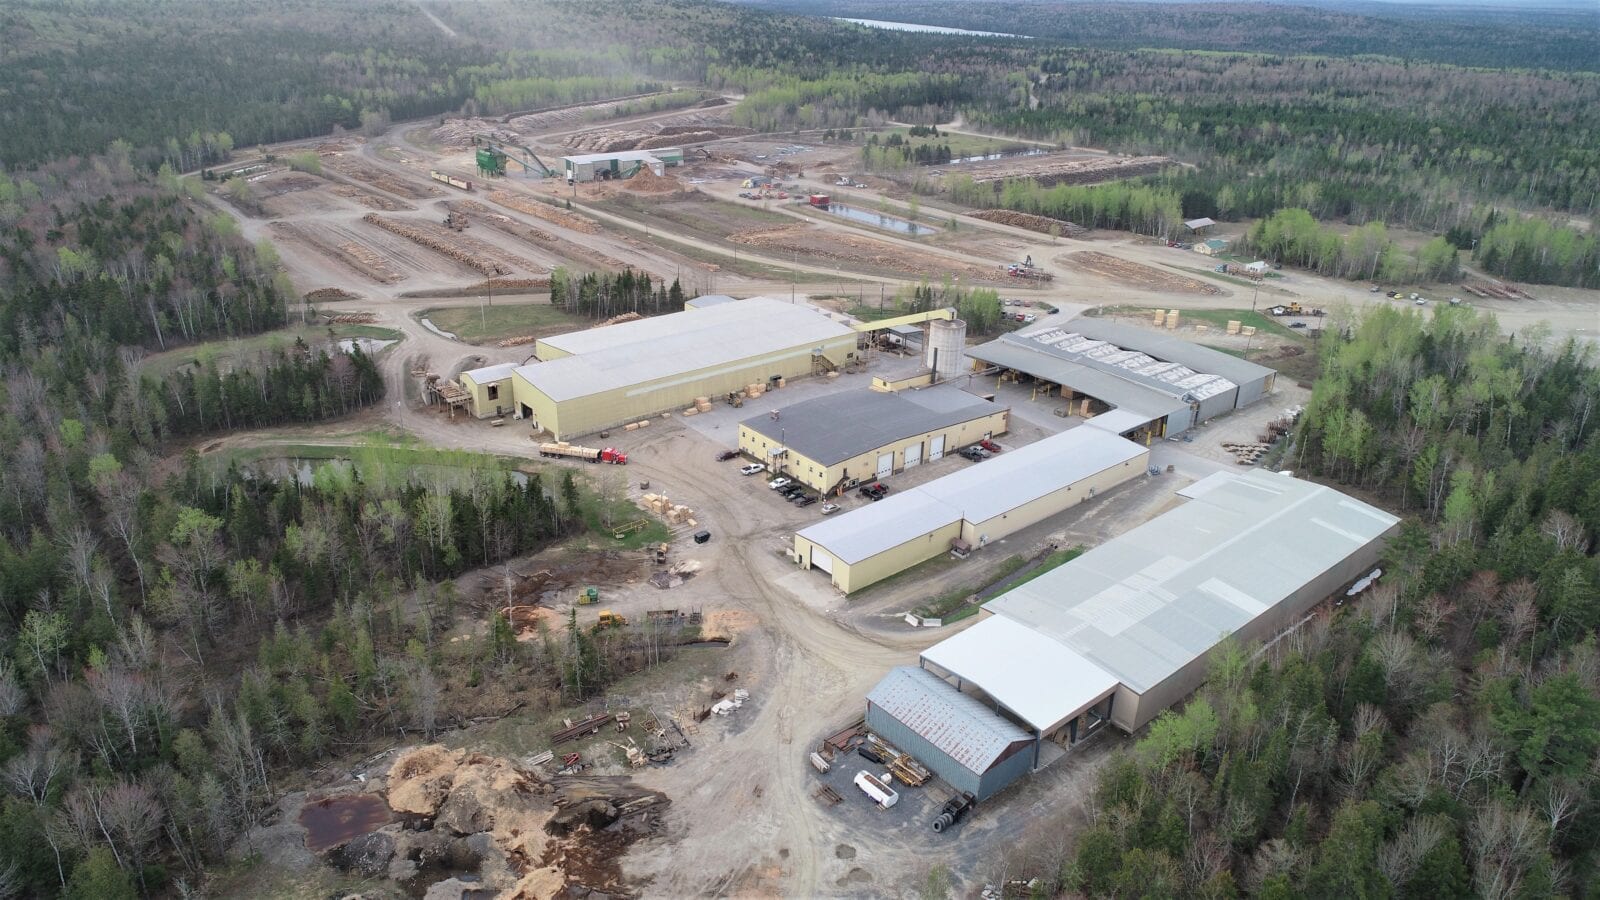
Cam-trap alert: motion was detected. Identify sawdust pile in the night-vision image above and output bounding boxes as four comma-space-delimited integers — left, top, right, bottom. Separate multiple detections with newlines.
366, 745, 668, 897
623, 167, 685, 194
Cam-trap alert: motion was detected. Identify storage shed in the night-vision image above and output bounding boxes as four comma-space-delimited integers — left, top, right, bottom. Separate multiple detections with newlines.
865, 666, 1036, 801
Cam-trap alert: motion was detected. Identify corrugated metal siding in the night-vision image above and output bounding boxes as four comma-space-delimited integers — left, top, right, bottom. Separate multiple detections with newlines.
978, 740, 1036, 801
1234, 374, 1269, 409
1195, 387, 1237, 424
866, 702, 982, 799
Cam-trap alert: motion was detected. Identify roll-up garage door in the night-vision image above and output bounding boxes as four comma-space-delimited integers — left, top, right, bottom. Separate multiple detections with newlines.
904, 442, 923, 469
876, 452, 894, 478
929, 435, 945, 461
811, 549, 833, 574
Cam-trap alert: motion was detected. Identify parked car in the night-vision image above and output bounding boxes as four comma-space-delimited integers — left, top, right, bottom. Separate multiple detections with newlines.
780, 484, 805, 497
979, 439, 1002, 454
740, 463, 765, 476
859, 482, 889, 500
959, 447, 985, 461
717, 450, 740, 462
794, 495, 817, 508
1014, 312, 1027, 322
1003, 298, 1018, 306
820, 503, 841, 515
768, 477, 792, 490
1023, 314, 1037, 323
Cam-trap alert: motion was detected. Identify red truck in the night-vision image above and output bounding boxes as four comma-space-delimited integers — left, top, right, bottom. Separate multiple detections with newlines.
538, 443, 628, 464
808, 193, 831, 207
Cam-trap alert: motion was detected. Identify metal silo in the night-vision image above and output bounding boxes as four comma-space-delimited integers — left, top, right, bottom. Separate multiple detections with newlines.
924, 316, 967, 382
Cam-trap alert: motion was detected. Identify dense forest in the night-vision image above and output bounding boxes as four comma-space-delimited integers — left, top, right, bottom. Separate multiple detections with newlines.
1041, 308, 1600, 897
741, 0, 1600, 72
0, 153, 672, 893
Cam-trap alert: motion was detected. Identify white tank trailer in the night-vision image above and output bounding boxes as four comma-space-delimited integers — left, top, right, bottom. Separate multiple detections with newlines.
925, 317, 967, 382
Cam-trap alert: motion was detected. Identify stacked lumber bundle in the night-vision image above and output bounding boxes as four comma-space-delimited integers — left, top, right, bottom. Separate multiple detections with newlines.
361, 213, 504, 275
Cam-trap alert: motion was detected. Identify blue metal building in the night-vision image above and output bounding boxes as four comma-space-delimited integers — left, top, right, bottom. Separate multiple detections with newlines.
864, 666, 1036, 801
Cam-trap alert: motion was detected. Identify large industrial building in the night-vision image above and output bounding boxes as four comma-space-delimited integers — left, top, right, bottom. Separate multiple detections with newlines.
561, 148, 683, 183
969, 318, 1276, 439
793, 427, 1150, 594
738, 388, 1009, 494
865, 470, 1400, 800
459, 298, 859, 437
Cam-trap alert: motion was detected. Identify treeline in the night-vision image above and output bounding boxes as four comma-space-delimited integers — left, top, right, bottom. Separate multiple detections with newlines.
967, 50, 1598, 237
1041, 307, 1600, 897
548, 268, 687, 320
862, 133, 954, 170
1243, 209, 1461, 283
155, 341, 385, 436
945, 174, 1183, 239
898, 282, 1007, 335
1476, 217, 1600, 289
747, 0, 1600, 72
719, 69, 978, 132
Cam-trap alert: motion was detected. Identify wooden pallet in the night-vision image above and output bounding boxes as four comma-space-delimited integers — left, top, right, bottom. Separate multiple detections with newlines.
814, 785, 843, 806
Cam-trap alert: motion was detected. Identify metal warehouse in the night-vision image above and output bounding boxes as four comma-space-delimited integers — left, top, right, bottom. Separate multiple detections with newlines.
738, 388, 1010, 495
968, 318, 1276, 437
460, 298, 858, 437
866, 667, 1035, 802
867, 470, 1399, 801
793, 427, 1150, 594
561, 148, 683, 183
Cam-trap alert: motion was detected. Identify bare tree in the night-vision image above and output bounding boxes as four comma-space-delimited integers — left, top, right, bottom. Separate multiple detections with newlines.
1541, 510, 1590, 554
1379, 815, 1446, 891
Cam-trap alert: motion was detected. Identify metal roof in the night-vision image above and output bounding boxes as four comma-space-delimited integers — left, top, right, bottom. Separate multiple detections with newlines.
967, 339, 1192, 424
983, 471, 1399, 693
561, 150, 668, 165
518, 298, 855, 402
684, 294, 738, 309
742, 388, 1001, 467
800, 491, 959, 565
797, 427, 1147, 563
460, 362, 518, 384
922, 616, 1118, 735
1184, 217, 1217, 229
1065, 319, 1275, 389
1081, 408, 1160, 436
867, 666, 1033, 775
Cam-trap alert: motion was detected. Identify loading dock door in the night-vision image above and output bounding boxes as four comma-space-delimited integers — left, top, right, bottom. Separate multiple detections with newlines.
876, 452, 894, 478
811, 549, 833, 574
929, 435, 945, 461
904, 442, 923, 469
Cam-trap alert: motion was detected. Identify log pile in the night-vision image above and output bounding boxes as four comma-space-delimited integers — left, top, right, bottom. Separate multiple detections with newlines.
361, 213, 508, 276
969, 209, 1088, 237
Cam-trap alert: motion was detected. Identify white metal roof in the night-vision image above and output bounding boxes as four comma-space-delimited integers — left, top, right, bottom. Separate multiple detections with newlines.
797, 427, 1147, 563
460, 362, 518, 384
927, 426, 1147, 525
983, 471, 1399, 693
922, 616, 1118, 735
801, 491, 959, 565
561, 150, 666, 165
967, 339, 1193, 425
684, 294, 738, 309
867, 666, 1033, 774
1082, 408, 1160, 436
1184, 217, 1217, 229
518, 298, 855, 402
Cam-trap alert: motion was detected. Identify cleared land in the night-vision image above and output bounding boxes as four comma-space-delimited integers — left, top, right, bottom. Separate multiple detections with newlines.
360, 214, 543, 276
731, 223, 1004, 282
137, 323, 402, 377
421, 303, 586, 345
322, 154, 444, 200
1060, 250, 1224, 295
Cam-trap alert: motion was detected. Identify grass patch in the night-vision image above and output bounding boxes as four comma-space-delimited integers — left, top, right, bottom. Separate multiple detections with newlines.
1163, 307, 1306, 340
584, 199, 836, 282
1008, 545, 1086, 589
913, 554, 1027, 620
422, 302, 584, 345
867, 127, 1034, 160
138, 323, 403, 378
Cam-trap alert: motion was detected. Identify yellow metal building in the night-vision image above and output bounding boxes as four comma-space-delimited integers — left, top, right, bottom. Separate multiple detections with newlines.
738, 388, 1010, 495
793, 427, 1151, 594
458, 298, 859, 438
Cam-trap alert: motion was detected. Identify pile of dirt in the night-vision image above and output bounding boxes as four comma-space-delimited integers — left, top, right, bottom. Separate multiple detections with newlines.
970, 209, 1089, 238
355, 745, 667, 898
624, 168, 685, 194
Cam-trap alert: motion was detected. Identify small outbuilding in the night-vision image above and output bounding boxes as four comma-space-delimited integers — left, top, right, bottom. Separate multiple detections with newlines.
865, 666, 1036, 802
1195, 238, 1231, 256
1183, 217, 1217, 234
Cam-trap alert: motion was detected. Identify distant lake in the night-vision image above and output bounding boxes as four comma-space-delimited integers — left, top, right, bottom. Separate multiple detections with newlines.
834, 17, 1030, 38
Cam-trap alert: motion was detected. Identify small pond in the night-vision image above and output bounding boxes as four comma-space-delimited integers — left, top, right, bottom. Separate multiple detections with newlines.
811, 203, 938, 236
